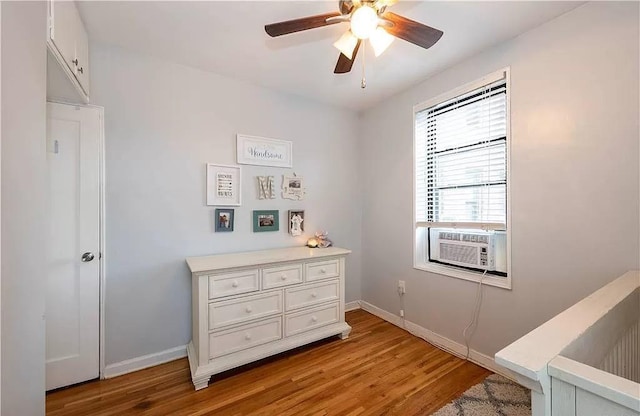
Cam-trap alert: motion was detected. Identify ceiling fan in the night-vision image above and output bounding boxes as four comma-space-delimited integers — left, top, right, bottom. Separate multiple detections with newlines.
265, 0, 444, 75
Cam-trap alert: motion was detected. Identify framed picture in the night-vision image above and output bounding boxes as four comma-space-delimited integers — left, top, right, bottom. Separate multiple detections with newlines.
253, 210, 279, 232
282, 175, 306, 200
288, 210, 305, 236
215, 209, 234, 232
237, 134, 293, 168
206, 164, 241, 206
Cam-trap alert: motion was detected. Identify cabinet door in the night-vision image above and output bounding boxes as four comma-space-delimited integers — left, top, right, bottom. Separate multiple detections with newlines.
49, 0, 78, 74
73, 13, 90, 95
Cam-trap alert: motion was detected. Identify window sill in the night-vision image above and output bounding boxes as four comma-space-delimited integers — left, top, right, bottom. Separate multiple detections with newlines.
414, 262, 512, 290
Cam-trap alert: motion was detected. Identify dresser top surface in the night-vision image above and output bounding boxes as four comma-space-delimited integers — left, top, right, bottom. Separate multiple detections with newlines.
186, 246, 351, 273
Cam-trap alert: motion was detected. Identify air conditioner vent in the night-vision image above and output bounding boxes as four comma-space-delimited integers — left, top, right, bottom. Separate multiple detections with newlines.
430, 229, 496, 271
440, 243, 477, 265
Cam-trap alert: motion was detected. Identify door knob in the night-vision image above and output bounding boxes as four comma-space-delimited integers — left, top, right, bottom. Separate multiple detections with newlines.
81, 252, 95, 262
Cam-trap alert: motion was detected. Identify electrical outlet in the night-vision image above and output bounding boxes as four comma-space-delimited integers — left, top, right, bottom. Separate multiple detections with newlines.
398, 280, 406, 295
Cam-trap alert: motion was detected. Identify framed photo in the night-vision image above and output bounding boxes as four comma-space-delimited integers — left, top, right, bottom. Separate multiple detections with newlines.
207, 164, 241, 206
215, 209, 234, 232
237, 134, 293, 168
253, 210, 279, 232
288, 210, 305, 236
282, 175, 306, 200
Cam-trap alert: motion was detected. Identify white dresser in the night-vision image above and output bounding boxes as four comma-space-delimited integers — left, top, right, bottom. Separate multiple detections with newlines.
186, 246, 352, 390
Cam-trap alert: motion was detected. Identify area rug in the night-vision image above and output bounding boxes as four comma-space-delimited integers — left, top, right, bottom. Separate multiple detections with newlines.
431, 374, 531, 416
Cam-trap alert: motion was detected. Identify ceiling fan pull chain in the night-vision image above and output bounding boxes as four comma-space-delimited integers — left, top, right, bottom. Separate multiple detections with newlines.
361, 39, 367, 89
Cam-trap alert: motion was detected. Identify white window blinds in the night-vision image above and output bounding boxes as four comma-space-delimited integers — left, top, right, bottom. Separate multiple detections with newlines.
415, 75, 507, 230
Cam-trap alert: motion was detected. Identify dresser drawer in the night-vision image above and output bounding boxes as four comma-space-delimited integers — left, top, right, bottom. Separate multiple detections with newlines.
262, 264, 303, 289
208, 269, 260, 299
285, 279, 339, 311
209, 291, 282, 330
305, 259, 340, 282
209, 317, 282, 359
285, 302, 339, 337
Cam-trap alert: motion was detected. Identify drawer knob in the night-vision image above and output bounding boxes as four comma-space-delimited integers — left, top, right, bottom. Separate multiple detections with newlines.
281, 274, 287, 280
232, 280, 239, 288
320, 268, 327, 274
245, 333, 252, 341
311, 292, 318, 298
245, 306, 252, 313
311, 316, 318, 323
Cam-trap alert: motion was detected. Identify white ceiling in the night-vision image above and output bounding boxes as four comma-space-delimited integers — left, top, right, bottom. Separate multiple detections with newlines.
77, 1, 582, 111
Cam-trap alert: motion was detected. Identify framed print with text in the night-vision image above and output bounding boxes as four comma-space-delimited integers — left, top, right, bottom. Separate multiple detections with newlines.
237, 134, 293, 168
206, 163, 241, 206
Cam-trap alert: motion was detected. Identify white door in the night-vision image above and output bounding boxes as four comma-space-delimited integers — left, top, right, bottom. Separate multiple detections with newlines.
46, 102, 101, 390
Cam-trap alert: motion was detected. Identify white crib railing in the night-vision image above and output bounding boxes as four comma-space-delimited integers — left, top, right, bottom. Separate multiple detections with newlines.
495, 271, 640, 416
599, 319, 640, 384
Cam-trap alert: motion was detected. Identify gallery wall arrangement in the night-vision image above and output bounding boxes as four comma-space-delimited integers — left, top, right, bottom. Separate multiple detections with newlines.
208, 134, 312, 238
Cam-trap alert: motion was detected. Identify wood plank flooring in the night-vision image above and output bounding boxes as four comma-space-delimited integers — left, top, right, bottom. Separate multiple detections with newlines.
46, 310, 491, 416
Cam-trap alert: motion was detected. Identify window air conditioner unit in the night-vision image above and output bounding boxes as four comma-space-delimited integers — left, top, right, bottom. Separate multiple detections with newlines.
430, 230, 496, 271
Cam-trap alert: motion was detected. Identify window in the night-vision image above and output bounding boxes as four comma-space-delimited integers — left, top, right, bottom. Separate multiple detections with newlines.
414, 69, 510, 289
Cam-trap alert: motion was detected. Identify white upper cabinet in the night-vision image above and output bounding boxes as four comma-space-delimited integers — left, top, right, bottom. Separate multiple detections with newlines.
48, 0, 90, 101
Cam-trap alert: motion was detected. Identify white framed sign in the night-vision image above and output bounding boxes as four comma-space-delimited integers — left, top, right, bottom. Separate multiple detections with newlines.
236, 134, 293, 168
206, 163, 242, 206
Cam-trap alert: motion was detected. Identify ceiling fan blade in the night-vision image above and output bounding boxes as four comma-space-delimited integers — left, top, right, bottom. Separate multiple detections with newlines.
382, 12, 443, 49
334, 40, 361, 74
265, 12, 342, 37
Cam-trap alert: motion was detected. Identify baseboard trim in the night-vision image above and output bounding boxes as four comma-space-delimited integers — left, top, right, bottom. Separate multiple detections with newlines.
345, 300, 361, 312
103, 345, 187, 379
359, 300, 519, 381
102, 300, 518, 381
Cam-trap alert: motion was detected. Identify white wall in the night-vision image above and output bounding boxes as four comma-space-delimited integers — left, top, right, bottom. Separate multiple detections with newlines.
1, 3, 3, 410
90, 45, 362, 366
359, 2, 639, 358
1, 1, 47, 414
0, 3, 3, 410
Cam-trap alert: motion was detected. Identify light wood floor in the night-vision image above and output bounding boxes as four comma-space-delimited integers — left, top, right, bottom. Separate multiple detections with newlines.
47, 310, 491, 416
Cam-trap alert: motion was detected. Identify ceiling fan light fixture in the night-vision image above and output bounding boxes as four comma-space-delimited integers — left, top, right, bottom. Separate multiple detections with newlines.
369, 27, 394, 57
350, 5, 379, 39
333, 30, 359, 60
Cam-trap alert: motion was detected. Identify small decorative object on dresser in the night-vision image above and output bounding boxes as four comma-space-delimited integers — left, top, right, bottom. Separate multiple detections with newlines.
315, 231, 333, 248
256, 176, 276, 199
186, 246, 352, 390
288, 210, 305, 236
214, 209, 234, 232
282, 174, 306, 200
253, 210, 279, 232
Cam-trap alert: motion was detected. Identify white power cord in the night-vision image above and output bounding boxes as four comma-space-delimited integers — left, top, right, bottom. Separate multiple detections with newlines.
462, 270, 487, 360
